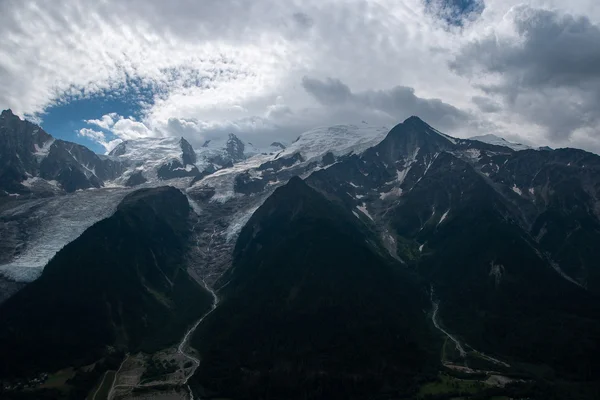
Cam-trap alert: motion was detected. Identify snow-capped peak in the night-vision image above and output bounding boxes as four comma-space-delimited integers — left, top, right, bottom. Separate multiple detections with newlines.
107, 137, 195, 183
470, 134, 530, 151
277, 124, 389, 163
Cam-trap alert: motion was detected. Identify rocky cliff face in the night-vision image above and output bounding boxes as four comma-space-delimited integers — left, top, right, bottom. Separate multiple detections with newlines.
0, 109, 54, 193
0, 110, 125, 195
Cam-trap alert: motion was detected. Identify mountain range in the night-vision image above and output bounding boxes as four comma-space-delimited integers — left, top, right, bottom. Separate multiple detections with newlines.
1, 110, 599, 399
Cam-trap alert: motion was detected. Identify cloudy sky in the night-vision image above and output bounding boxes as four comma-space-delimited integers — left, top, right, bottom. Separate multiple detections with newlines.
2, 0, 600, 154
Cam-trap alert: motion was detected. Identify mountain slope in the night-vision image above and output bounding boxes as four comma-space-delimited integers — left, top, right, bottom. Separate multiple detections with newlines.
107, 137, 202, 184
189, 177, 438, 400
0, 110, 54, 194
306, 117, 600, 382
2, 110, 600, 398
0, 186, 213, 378
0, 109, 125, 195
478, 147, 600, 292
385, 152, 600, 380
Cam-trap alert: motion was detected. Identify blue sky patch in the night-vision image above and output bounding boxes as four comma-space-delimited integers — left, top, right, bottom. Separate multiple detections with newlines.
37, 79, 155, 153
425, 0, 485, 26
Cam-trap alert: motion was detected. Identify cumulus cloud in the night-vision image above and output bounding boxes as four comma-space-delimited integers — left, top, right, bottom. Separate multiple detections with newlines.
83, 113, 153, 139
302, 76, 470, 131
2, 0, 600, 152
85, 113, 119, 130
78, 128, 106, 142
111, 118, 153, 140
78, 127, 122, 152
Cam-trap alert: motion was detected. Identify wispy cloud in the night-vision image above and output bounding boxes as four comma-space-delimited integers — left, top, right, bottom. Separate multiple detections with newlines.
86, 113, 119, 130
3, 0, 600, 152
78, 127, 122, 152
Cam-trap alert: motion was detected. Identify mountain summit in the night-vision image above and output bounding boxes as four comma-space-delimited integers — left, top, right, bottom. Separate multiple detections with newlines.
1, 112, 600, 398
189, 176, 437, 399
0, 110, 124, 194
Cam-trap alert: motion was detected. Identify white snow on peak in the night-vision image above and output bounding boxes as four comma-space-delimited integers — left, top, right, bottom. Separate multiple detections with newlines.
511, 184, 522, 196
279, 124, 389, 163
108, 137, 187, 181
470, 134, 530, 151
188, 153, 273, 204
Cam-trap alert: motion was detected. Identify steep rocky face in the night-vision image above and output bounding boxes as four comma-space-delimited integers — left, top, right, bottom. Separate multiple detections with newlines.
303, 117, 600, 381
191, 177, 437, 400
472, 148, 600, 291
257, 152, 304, 171
180, 137, 197, 165
37, 140, 126, 192
108, 141, 127, 156
125, 170, 147, 187
0, 187, 213, 377
372, 116, 455, 162
38, 141, 104, 191
156, 159, 201, 180
0, 110, 53, 193
0, 111, 126, 195
295, 117, 600, 294
375, 152, 600, 379
225, 133, 246, 162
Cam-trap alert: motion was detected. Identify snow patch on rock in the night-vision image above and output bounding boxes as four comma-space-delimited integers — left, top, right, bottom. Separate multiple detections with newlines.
357, 203, 374, 221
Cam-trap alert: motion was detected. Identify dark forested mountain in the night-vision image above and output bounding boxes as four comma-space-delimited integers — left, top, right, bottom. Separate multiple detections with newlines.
2, 111, 600, 399
190, 177, 438, 399
0, 186, 213, 378
302, 117, 600, 396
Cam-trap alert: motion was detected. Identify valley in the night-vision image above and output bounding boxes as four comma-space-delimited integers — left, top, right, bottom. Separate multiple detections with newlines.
1, 111, 600, 399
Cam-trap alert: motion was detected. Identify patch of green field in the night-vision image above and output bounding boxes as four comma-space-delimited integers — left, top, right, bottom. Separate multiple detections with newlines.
418, 373, 487, 398
39, 367, 75, 389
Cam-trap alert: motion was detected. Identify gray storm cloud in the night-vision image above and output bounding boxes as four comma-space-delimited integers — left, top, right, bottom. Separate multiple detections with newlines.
452, 6, 600, 142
